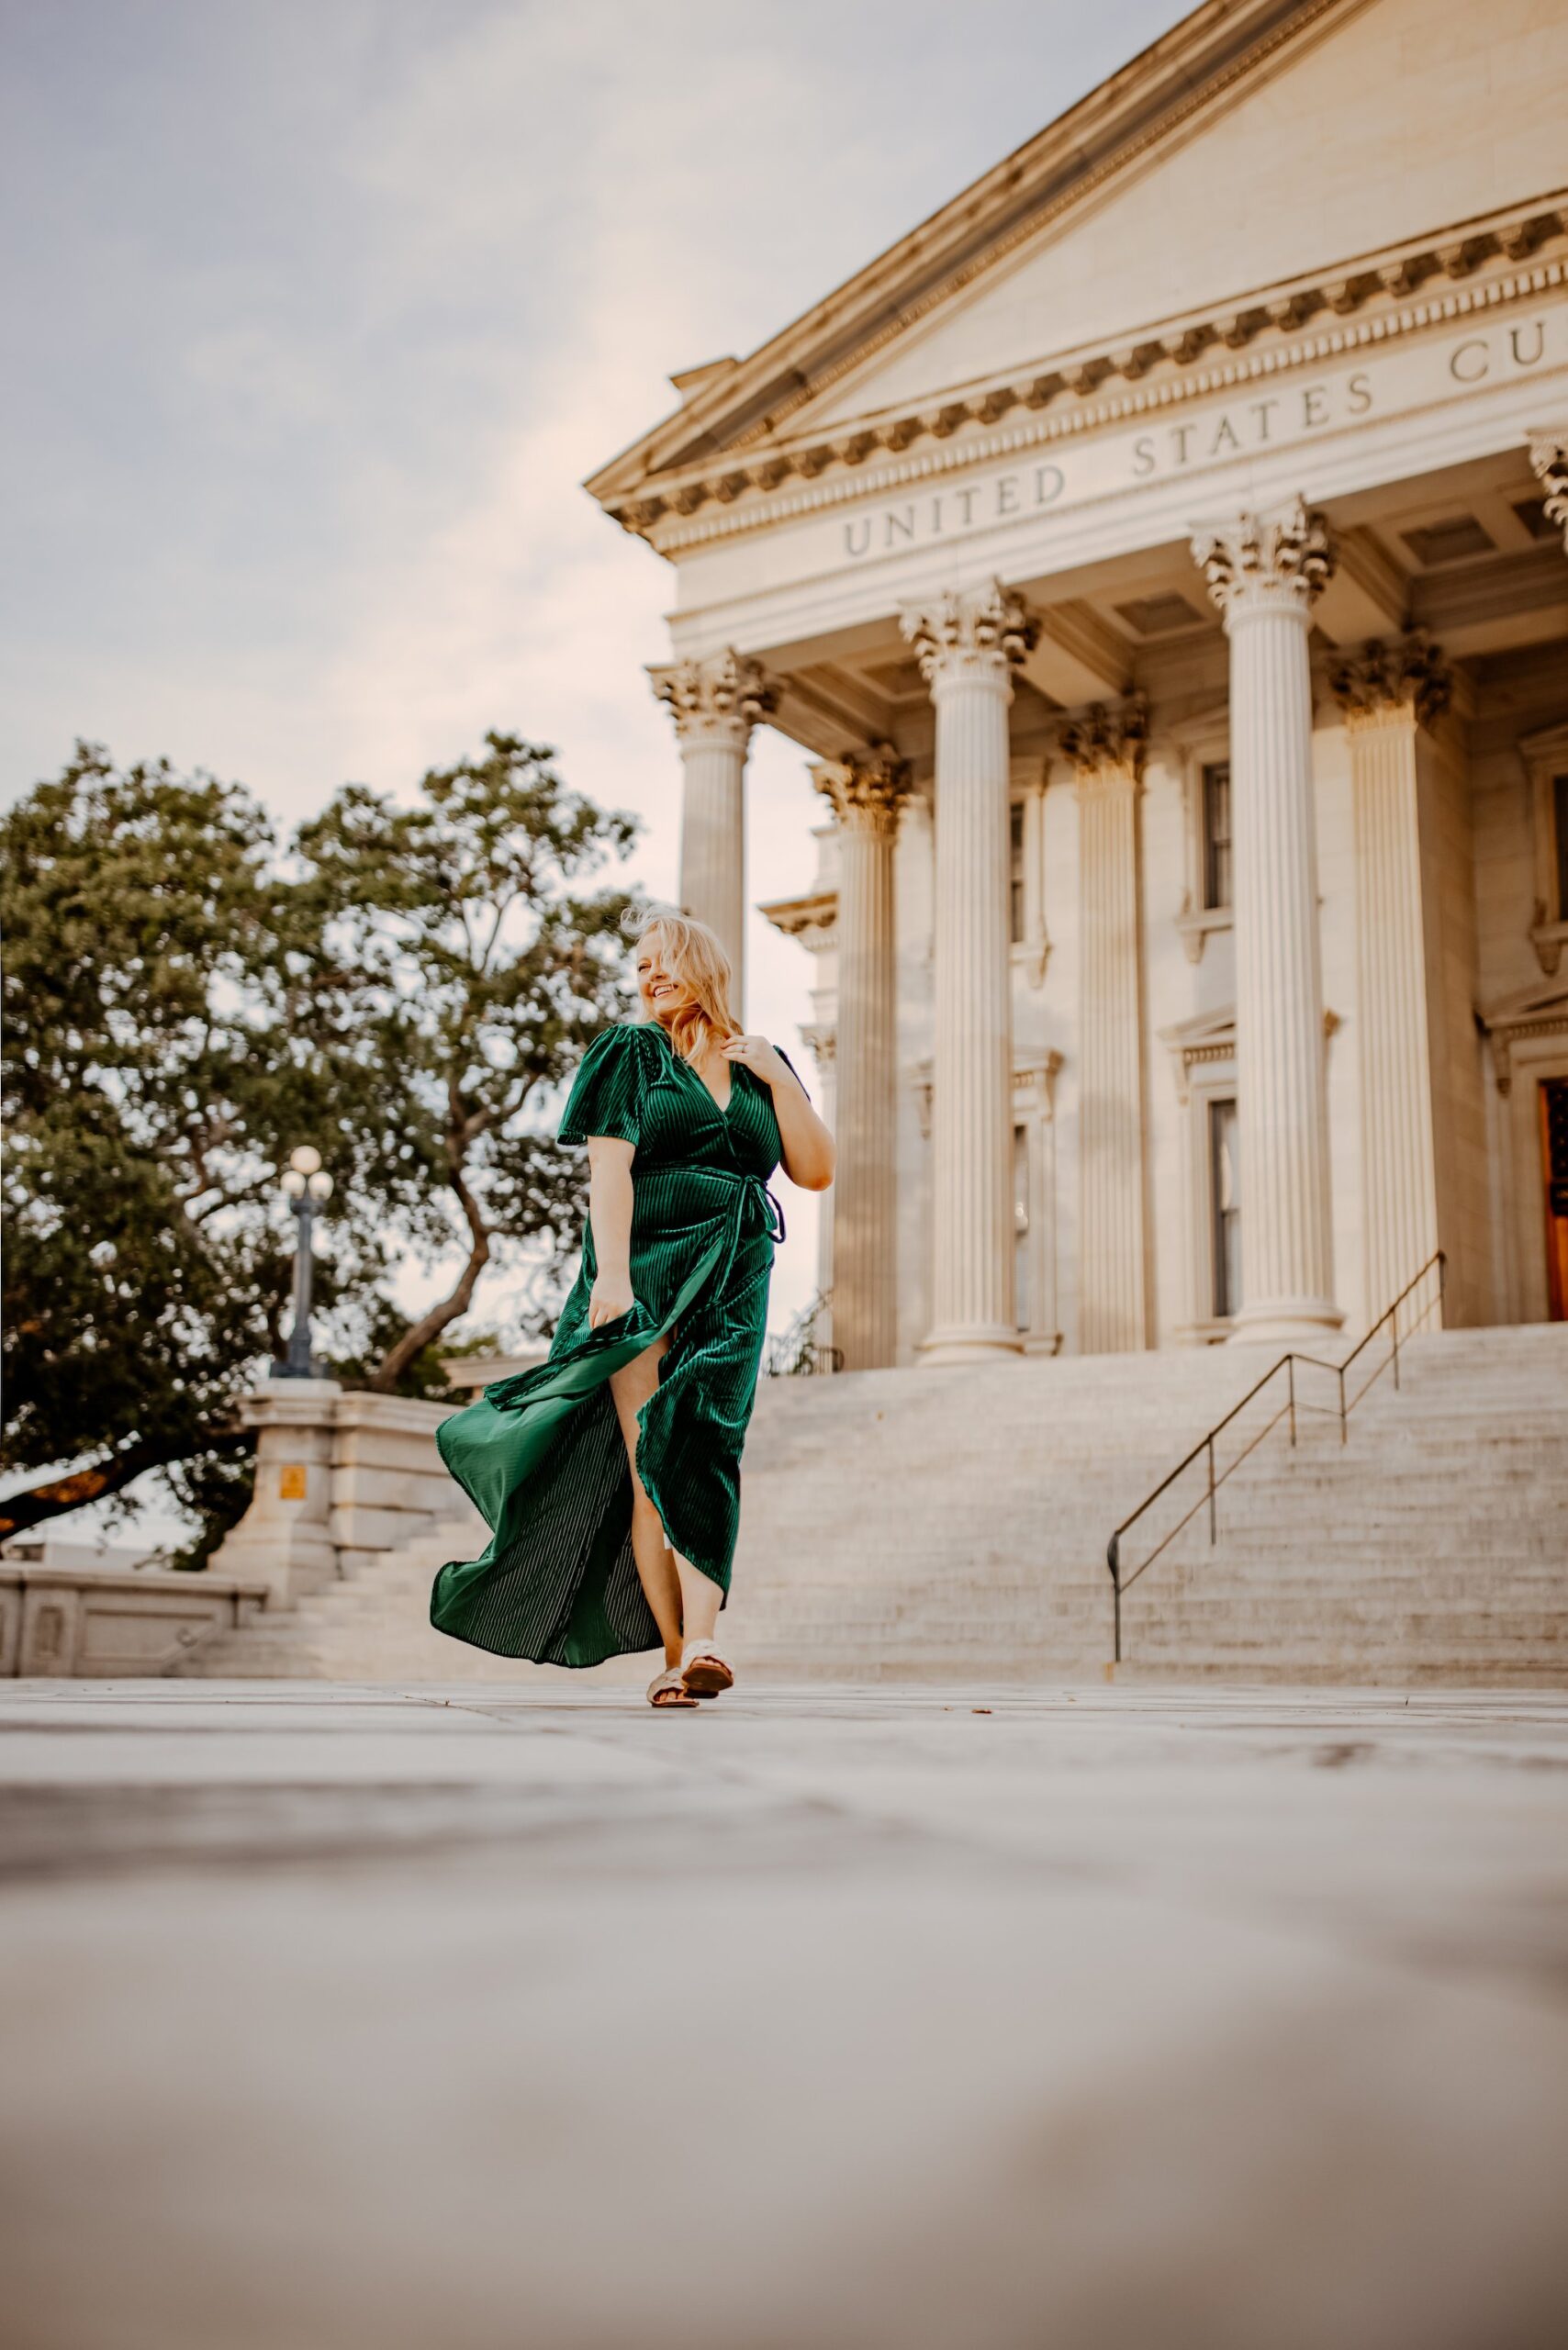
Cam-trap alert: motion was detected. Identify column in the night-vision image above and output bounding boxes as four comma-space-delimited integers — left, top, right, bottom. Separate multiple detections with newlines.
812, 745, 912, 1370
647, 646, 776, 1000
1527, 423, 1568, 552
901, 578, 1036, 1364
1060, 699, 1149, 1353
1193, 497, 1342, 1343
1329, 638, 1458, 1315
804, 1027, 837, 1324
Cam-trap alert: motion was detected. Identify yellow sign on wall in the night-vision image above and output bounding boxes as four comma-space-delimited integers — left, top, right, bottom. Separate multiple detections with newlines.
278, 1463, 308, 1501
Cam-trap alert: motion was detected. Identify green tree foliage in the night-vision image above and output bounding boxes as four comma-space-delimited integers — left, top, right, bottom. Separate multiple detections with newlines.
1, 734, 639, 1551
292, 731, 640, 1389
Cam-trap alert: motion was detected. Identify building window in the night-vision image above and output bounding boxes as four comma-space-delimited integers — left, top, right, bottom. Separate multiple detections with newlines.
1202, 761, 1232, 912
1008, 800, 1026, 944
1013, 1122, 1031, 1330
1209, 1097, 1241, 1319
1554, 775, 1568, 921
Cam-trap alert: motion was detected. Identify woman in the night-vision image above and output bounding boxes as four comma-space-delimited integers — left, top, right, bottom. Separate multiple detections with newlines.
431, 912, 835, 1707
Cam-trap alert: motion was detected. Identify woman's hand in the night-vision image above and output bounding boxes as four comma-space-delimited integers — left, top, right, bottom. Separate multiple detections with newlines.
721, 1034, 793, 1089
588, 1272, 635, 1329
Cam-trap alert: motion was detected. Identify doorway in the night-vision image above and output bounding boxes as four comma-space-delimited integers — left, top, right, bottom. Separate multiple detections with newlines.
1541, 1077, 1568, 1320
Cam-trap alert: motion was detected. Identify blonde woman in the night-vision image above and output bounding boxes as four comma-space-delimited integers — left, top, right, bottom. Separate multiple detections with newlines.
432, 912, 835, 1706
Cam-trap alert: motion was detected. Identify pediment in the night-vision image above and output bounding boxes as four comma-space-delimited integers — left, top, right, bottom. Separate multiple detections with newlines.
587, 0, 1568, 543
782, 0, 1564, 441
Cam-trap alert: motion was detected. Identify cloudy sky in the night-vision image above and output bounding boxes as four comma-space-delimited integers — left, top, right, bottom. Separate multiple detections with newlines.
4, 0, 1183, 1443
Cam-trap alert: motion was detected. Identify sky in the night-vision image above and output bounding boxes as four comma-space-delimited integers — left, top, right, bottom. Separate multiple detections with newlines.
3, 0, 1186, 1539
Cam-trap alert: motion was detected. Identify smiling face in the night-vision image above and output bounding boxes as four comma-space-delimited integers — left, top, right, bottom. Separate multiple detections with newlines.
635, 931, 697, 1027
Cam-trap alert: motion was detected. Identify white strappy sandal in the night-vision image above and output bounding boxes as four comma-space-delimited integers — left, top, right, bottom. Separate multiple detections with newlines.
679, 1639, 734, 1699
647, 1664, 699, 1708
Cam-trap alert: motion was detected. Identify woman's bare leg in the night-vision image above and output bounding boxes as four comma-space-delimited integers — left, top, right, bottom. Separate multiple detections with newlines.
675, 1557, 722, 1648
607, 1335, 683, 1667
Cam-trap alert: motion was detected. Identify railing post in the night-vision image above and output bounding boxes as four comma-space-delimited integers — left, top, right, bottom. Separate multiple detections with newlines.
1107, 1532, 1122, 1665
1206, 1435, 1217, 1545
1288, 1355, 1297, 1448
1338, 1363, 1348, 1445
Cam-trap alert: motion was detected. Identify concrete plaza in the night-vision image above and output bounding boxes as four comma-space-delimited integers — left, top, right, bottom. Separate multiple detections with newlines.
2, 1680, 1566, 2350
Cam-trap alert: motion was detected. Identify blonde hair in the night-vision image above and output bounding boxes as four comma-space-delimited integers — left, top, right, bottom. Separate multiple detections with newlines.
633, 912, 741, 1065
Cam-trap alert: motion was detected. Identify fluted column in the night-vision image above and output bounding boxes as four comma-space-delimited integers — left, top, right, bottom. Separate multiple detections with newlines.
648, 647, 776, 1001
1193, 498, 1342, 1342
1060, 699, 1149, 1353
901, 579, 1036, 1364
1329, 638, 1454, 1313
1527, 423, 1568, 553
812, 746, 912, 1371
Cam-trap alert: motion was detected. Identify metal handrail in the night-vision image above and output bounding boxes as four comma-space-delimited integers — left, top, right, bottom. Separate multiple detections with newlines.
763, 1288, 844, 1378
1104, 1250, 1446, 1664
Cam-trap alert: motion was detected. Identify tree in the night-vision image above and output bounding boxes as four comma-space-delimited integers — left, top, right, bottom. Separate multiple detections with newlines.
1, 734, 639, 1551
3, 745, 309, 1544
293, 731, 640, 1390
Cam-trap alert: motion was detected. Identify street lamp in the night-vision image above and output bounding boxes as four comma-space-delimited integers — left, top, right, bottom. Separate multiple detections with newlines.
273, 1146, 334, 1379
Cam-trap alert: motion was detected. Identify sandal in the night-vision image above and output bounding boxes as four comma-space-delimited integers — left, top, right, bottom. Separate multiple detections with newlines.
647, 1665, 700, 1708
680, 1639, 734, 1699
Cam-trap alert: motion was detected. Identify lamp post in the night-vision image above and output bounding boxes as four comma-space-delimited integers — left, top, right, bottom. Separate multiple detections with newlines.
273, 1146, 334, 1379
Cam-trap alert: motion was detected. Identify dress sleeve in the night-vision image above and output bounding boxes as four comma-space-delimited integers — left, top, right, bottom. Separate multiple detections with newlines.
773, 1044, 811, 1103
557, 1024, 649, 1147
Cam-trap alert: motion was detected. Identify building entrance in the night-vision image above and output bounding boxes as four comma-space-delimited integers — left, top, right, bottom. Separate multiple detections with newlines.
1541, 1079, 1568, 1321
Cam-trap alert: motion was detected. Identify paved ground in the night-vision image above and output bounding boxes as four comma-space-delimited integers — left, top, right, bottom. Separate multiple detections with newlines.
2, 1681, 1567, 2350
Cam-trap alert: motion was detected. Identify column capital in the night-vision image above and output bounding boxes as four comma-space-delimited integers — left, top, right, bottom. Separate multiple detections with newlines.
648, 647, 777, 748
1058, 695, 1149, 788
1327, 634, 1452, 733
1527, 423, 1568, 551
1192, 496, 1335, 623
899, 578, 1036, 690
811, 744, 913, 838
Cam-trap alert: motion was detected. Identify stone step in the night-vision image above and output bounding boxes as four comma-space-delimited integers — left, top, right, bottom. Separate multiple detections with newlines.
180, 1325, 1568, 1684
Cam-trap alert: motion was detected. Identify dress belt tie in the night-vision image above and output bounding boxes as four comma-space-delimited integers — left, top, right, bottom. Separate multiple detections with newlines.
700, 1163, 788, 1248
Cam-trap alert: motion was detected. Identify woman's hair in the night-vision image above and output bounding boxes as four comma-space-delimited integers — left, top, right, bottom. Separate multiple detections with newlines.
633, 912, 741, 1064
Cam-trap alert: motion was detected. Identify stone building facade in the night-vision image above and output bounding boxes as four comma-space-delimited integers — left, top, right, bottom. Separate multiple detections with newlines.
587, 0, 1568, 1370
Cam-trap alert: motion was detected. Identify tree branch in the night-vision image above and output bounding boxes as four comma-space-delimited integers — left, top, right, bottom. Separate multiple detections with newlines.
364, 1164, 492, 1393
0, 1425, 249, 1539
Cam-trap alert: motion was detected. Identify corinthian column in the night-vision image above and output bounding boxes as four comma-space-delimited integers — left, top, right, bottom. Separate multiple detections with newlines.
1527, 423, 1568, 552
647, 647, 777, 1001
812, 745, 912, 1370
1329, 637, 1455, 1314
1193, 498, 1342, 1343
901, 579, 1036, 1364
1060, 699, 1149, 1353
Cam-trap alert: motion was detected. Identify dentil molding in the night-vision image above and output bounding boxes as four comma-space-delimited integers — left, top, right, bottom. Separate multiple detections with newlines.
610, 208, 1567, 550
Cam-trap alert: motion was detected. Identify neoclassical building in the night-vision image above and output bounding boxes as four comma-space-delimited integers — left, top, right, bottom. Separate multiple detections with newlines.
586, 0, 1568, 1370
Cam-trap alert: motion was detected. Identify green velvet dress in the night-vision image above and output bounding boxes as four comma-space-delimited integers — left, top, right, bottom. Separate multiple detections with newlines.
430, 1021, 801, 1666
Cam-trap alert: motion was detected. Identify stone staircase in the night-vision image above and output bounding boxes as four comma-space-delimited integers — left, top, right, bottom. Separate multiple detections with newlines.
179, 1500, 583, 1684
179, 1325, 1568, 1686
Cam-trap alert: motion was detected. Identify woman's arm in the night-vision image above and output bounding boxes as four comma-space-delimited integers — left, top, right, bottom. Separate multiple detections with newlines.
722, 1036, 836, 1192
585, 1135, 637, 1326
